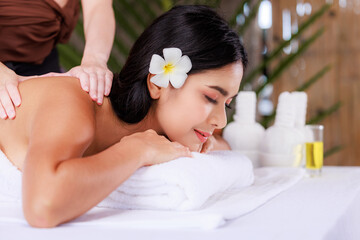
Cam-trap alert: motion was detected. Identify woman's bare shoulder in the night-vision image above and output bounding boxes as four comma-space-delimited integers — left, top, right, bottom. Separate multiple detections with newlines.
18, 76, 96, 136
19, 76, 83, 97
19, 76, 92, 109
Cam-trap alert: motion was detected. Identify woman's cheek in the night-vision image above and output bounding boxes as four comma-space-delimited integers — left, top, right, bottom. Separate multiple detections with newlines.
198, 102, 212, 118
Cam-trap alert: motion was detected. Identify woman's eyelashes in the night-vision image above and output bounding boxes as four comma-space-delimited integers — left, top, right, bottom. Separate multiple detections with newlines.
205, 95, 217, 103
204, 95, 232, 109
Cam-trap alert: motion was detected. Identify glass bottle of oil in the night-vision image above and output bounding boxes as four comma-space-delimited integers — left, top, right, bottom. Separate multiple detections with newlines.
305, 125, 324, 176
292, 91, 312, 167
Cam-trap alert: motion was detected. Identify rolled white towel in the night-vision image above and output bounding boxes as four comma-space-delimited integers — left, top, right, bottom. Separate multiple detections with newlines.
98, 151, 254, 211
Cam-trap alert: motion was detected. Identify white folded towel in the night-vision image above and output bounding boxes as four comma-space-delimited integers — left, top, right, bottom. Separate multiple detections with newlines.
69, 167, 306, 229
0, 150, 22, 202
98, 151, 254, 211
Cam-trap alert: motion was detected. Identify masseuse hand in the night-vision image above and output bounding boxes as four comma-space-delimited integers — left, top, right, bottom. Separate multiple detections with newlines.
0, 63, 21, 119
120, 129, 192, 166
65, 61, 113, 105
200, 134, 231, 153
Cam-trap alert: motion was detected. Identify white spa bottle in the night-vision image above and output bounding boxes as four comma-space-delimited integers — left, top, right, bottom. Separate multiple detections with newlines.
223, 91, 265, 168
259, 92, 305, 167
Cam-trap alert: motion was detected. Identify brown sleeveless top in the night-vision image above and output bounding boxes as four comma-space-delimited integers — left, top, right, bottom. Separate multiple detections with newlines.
0, 0, 80, 64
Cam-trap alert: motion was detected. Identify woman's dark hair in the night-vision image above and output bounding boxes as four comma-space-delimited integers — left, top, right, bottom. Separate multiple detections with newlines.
109, 5, 248, 124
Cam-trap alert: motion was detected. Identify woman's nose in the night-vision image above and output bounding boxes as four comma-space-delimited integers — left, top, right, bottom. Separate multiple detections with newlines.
208, 107, 227, 129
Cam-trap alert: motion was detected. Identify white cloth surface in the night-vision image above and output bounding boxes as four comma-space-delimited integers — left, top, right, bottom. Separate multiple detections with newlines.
0, 167, 359, 240
99, 151, 254, 211
0, 149, 22, 202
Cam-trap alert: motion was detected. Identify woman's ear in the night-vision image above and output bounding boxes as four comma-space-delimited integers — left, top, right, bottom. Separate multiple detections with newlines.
147, 73, 162, 99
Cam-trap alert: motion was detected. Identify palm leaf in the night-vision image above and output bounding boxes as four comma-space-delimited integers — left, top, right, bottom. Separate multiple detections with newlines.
307, 101, 342, 124
255, 27, 325, 94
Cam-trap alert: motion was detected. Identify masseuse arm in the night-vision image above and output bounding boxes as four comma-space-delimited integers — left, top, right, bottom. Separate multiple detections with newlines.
0, 0, 115, 119
22, 79, 190, 228
65, 0, 115, 104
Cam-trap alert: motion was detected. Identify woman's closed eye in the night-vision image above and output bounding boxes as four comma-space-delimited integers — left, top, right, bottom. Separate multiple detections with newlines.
204, 95, 232, 109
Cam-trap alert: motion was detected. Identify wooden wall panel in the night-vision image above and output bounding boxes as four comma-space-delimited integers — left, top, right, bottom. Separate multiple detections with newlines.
270, 0, 360, 165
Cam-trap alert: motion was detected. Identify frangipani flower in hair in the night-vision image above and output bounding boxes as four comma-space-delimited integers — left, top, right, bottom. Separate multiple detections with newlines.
149, 48, 192, 89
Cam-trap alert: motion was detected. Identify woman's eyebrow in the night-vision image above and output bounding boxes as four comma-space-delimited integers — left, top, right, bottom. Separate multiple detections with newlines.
207, 85, 238, 98
207, 85, 228, 96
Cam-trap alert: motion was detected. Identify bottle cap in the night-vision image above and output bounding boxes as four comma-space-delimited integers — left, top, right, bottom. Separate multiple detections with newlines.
234, 91, 256, 124
274, 91, 295, 127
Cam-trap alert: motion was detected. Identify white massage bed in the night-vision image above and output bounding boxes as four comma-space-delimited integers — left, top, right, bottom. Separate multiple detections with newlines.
1, 166, 360, 240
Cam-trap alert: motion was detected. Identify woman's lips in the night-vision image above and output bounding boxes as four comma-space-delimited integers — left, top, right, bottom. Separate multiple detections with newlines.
194, 129, 211, 143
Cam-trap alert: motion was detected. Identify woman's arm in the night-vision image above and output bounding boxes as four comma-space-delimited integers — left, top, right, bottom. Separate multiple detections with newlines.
22, 81, 190, 228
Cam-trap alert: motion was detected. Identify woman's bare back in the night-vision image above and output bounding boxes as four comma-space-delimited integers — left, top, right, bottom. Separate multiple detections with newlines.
0, 76, 93, 170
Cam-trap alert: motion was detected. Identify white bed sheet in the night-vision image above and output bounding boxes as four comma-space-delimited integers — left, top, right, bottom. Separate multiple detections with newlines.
1, 166, 360, 240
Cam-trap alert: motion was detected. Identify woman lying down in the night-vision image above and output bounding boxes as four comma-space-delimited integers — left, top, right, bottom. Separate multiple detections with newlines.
0, 5, 248, 227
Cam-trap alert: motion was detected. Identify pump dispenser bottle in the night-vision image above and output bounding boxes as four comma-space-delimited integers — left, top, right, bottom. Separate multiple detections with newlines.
259, 92, 305, 167
223, 91, 265, 167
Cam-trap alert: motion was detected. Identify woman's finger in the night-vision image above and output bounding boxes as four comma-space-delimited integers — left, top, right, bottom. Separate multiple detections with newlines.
173, 145, 192, 158
77, 71, 90, 93
0, 88, 15, 119
88, 72, 98, 101
171, 142, 192, 157
6, 83, 21, 107
104, 71, 113, 96
200, 138, 214, 153
0, 102, 8, 119
96, 73, 105, 105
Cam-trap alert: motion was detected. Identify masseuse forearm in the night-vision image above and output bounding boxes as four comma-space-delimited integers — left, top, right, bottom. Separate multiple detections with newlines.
81, 0, 115, 65
23, 142, 143, 228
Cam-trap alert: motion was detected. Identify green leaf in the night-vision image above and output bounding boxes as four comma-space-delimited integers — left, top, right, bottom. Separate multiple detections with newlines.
117, 0, 147, 28
113, 35, 131, 57
138, 0, 158, 19
107, 55, 122, 72
324, 145, 344, 158
255, 27, 325, 94
158, 0, 171, 10
296, 65, 331, 91
307, 101, 342, 124
113, 2, 140, 41
57, 44, 82, 70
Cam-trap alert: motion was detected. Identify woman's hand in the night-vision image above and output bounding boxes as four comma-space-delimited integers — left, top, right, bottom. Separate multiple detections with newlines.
200, 134, 231, 153
119, 129, 192, 166
0, 62, 21, 119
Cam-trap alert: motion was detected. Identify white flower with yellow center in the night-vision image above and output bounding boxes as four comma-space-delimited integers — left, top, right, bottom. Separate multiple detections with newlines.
149, 48, 192, 88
